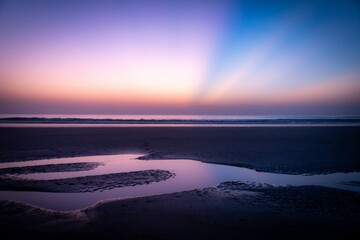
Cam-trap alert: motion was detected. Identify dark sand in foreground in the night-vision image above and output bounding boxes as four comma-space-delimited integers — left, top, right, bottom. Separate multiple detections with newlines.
1, 182, 359, 240
0, 126, 359, 239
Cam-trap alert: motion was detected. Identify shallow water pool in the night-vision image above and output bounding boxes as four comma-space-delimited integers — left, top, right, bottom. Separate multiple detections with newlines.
0, 154, 359, 211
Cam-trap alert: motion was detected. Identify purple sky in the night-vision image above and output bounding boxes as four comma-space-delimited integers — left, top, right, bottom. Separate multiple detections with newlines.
0, 0, 359, 115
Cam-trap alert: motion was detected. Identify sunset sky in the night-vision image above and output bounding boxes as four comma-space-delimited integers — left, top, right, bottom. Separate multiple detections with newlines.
0, 0, 359, 115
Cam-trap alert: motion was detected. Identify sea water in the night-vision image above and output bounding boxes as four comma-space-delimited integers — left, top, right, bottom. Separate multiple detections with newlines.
0, 114, 360, 127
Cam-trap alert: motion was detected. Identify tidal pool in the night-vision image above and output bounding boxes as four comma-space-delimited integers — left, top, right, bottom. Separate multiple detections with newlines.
0, 154, 359, 211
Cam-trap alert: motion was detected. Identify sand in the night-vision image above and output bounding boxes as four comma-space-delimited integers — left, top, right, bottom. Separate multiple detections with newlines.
1, 126, 359, 174
0, 169, 175, 192
0, 162, 104, 175
0, 126, 359, 239
1, 182, 359, 240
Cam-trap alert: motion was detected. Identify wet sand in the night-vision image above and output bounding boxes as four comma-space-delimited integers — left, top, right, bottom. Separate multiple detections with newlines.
0, 126, 359, 239
1, 126, 359, 174
0, 162, 103, 175
0, 169, 174, 192
1, 182, 359, 240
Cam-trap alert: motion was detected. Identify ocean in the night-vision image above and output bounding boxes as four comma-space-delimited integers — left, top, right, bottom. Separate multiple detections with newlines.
0, 114, 359, 127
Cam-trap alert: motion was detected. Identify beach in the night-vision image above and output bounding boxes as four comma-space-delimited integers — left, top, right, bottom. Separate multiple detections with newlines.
1, 126, 359, 173
0, 126, 359, 239
2, 0, 359, 238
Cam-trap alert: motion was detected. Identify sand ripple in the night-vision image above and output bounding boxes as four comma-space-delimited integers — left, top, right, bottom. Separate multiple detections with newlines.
0, 170, 175, 193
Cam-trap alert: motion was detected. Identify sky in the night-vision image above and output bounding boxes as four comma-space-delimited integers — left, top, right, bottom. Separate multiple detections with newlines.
0, 0, 359, 115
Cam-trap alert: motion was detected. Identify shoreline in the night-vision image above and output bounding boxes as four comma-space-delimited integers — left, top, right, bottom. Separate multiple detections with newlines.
1, 115, 359, 125
0, 126, 359, 239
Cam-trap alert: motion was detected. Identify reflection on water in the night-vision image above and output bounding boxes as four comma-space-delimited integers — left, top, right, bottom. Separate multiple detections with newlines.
0, 154, 359, 211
